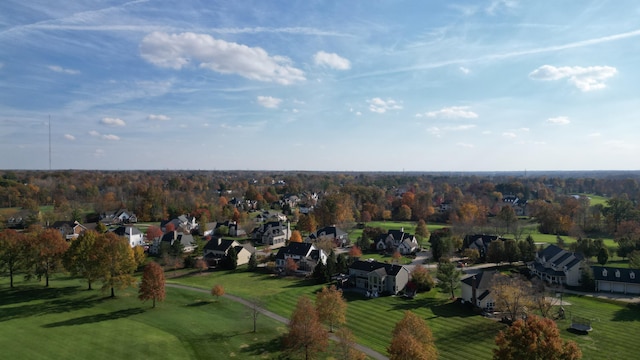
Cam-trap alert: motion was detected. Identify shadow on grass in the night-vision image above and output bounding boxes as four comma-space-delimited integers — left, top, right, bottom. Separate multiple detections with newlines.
429, 300, 477, 319
186, 300, 212, 307
0, 292, 110, 322
42, 307, 145, 328
239, 336, 286, 359
0, 286, 81, 307
612, 303, 640, 322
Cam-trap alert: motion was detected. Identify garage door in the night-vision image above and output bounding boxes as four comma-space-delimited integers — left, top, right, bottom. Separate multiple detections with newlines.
612, 283, 625, 293
627, 284, 640, 295
599, 281, 611, 292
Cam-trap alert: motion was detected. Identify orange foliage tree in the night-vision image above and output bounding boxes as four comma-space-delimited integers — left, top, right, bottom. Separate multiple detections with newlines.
211, 284, 225, 301
388, 311, 438, 360
0, 229, 26, 288
290, 230, 303, 243
138, 261, 165, 308
284, 296, 329, 360
493, 314, 582, 360
315, 285, 347, 333
28, 228, 69, 287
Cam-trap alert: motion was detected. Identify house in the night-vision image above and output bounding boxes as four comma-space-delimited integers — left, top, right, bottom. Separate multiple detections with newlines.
161, 215, 198, 233
111, 225, 145, 248
212, 220, 246, 237
348, 259, 410, 295
306, 226, 348, 247
461, 270, 499, 311
592, 266, 640, 294
528, 244, 584, 286
375, 229, 419, 255
501, 195, 527, 216
463, 234, 501, 260
100, 209, 137, 225
151, 231, 196, 254
275, 242, 327, 273
252, 221, 291, 249
203, 238, 254, 267
50, 220, 87, 240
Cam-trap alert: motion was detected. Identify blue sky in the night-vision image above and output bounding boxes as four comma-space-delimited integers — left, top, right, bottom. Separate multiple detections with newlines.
1, 0, 640, 171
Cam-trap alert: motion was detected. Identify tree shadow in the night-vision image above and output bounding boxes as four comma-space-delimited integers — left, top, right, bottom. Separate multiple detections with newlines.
0, 292, 109, 322
186, 300, 212, 307
42, 307, 145, 328
612, 304, 640, 322
429, 300, 477, 319
0, 286, 81, 307
239, 336, 286, 358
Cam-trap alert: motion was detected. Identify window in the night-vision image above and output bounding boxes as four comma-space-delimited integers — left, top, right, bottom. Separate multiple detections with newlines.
631, 272, 636, 280
602, 269, 608, 277
615, 270, 621, 278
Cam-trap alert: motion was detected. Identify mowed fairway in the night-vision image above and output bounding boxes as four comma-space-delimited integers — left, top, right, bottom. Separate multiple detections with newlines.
0, 277, 287, 360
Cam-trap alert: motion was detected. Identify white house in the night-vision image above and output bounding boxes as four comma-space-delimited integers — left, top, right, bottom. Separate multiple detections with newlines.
528, 244, 584, 287
375, 229, 419, 255
461, 270, 498, 311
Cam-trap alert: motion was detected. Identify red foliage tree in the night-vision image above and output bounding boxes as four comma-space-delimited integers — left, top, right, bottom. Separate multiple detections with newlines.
138, 261, 166, 308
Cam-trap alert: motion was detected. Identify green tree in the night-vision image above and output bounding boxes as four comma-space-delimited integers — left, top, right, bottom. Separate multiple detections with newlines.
597, 246, 609, 266
503, 239, 520, 264
629, 250, 640, 269
336, 253, 349, 274
414, 219, 430, 246
284, 296, 329, 360
326, 250, 337, 277
312, 261, 329, 284
388, 311, 438, 360
518, 235, 537, 262
226, 246, 238, 270
436, 260, 461, 299
410, 264, 435, 292
99, 232, 136, 297
138, 261, 165, 308
247, 252, 258, 271
63, 230, 102, 290
95, 222, 107, 234
0, 229, 27, 288
315, 285, 347, 333
487, 240, 506, 263
493, 314, 582, 360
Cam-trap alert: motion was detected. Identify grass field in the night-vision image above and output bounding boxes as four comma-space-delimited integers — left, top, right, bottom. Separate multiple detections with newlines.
0, 276, 287, 360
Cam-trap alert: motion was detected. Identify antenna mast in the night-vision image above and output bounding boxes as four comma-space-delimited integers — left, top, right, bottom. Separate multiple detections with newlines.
49, 115, 51, 170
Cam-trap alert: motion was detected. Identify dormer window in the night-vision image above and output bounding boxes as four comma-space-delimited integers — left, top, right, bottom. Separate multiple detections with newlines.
602, 269, 608, 277
616, 270, 621, 278
631, 272, 636, 280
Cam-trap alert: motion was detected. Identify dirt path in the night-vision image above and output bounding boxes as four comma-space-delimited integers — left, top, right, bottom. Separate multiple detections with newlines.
166, 283, 389, 360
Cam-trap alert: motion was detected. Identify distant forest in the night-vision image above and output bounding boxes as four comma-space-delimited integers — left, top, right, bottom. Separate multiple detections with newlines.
2, 170, 640, 243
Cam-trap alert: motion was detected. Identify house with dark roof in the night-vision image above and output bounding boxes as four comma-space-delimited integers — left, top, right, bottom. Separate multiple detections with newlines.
151, 231, 196, 254
50, 220, 87, 240
111, 225, 145, 248
593, 266, 640, 294
100, 209, 137, 225
203, 238, 254, 267
463, 234, 501, 260
275, 242, 327, 273
461, 270, 499, 311
306, 226, 348, 247
252, 221, 290, 249
348, 259, 410, 295
161, 215, 198, 233
374, 229, 419, 255
528, 244, 584, 286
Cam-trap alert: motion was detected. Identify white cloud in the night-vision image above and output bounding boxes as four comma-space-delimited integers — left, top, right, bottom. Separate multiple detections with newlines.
47, 65, 79, 75
148, 114, 170, 121
427, 124, 476, 136
588, 132, 601, 137
100, 117, 126, 127
64, 134, 75, 141
367, 98, 402, 113
459, 66, 470, 74
486, 0, 518, 15
140, 32, 305, 85
93, 149, 105, 157
102, 134, 120, 141
89, 130, 100, 137
457, 142, 474, 148
356, 111, 362, 116
529, 65, 617, 91
292, 109, 299, 113
502, 132, 517, 138
257, 95, 282, 109
604, 140, 635, 150
422, 106, 478, 119
547, 116, 570, 125
313, 51, 351, 70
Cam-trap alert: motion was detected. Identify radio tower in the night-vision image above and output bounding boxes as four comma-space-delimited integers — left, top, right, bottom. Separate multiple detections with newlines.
49, 115, 51, 170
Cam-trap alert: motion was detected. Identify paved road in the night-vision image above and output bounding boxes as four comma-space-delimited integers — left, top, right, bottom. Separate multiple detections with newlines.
166, 283, 389, 360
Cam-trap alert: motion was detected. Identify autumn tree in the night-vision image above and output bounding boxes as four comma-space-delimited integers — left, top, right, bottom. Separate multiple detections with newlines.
348, 245, 362, 259
315, 285, 347, 332
388, 311, 438, 360
211, 284, 225, 301
490, 274, 533, 323
334, 327, 366, 360
285, 257, 298, 275
284, 296, 329, 360
28, 228, 69, 287
63, 230, 103, 290
138, 261, 165, 308
436, 259, 461, 299
410, 264, 435, 292
313, 193, 355, 227
196, 258, 208, 273
493, 314, 582, 360
297, 214, 318, 234
290, 230, 303, 243
414, 219, 430, 246
100, 232, 136, 297
146, 225, 163, 241
0, 229, 27, 288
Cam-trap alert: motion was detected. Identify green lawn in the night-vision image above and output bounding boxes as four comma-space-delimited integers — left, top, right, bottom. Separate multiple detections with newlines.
0, 276, 287, 360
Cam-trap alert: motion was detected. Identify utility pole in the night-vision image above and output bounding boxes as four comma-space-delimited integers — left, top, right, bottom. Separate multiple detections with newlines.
48, 115, 52, 170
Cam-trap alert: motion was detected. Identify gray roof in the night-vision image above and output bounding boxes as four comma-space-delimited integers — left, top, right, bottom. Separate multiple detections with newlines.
593, 266, 640, 284
349, 260, 406, 276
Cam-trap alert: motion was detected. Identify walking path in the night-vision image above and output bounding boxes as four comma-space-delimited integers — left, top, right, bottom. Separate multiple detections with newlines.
166, 283, 389, 360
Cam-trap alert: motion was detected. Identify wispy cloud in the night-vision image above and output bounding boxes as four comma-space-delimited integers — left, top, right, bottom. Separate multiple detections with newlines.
418, 106, 478, 119
100, 117, 126, 126
148, 114, 170, 121
140, 32, 305, 85
547, 116, 570, 125
102, 134, 120, 141
64, 134, 75, 140
47, 65, 80, 75
427, 124, 476, 136
314, 51, 351, 70
459, 66, 470, 74
257, 96, 282, 109
457, 142, 474, 148
367, 98, 402, 113
486, 0, 518, 15
529, 65, 617, 91
502, 132, 517, 138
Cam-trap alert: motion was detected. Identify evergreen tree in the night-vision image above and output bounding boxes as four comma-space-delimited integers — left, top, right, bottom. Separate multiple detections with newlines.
247, 252, 258, 271
313, 261, 330, 284
226, 246, 238, 270
326, 250, 337, 276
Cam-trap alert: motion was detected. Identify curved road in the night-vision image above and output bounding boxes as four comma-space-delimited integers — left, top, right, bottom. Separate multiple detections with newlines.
166, 283, 389, 360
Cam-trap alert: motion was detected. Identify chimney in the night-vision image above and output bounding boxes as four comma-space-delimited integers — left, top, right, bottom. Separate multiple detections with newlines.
471, 275, 477, 307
